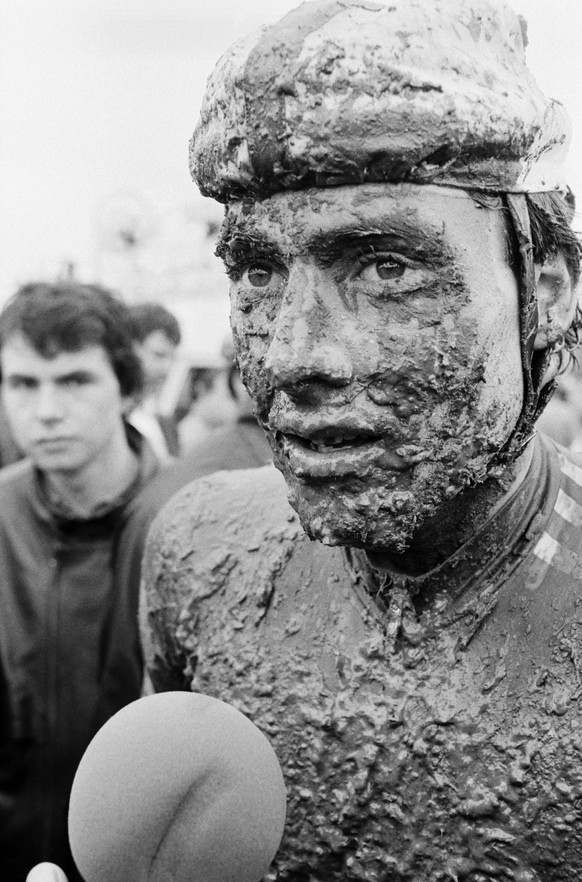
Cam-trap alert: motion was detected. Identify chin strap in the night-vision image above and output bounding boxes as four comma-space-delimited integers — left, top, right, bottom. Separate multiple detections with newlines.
492, 194, 556, 468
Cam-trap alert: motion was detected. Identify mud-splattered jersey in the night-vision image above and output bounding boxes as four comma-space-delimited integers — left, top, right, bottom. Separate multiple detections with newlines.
142, 433, 582, 882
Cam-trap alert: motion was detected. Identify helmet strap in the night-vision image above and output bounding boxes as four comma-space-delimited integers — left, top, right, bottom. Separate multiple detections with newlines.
492, 194, 555, 468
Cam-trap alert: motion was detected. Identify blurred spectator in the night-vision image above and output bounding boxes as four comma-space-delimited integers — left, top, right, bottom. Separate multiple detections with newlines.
128, 301, 182, 464
150, 359, 270, 498
0, 281, 161, 881
536, 361, 582, 449
176, 366, 238, 452
122, 353, 272, 609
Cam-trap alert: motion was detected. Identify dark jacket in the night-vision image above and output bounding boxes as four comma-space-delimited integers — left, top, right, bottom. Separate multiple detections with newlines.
0, 428, 159, 882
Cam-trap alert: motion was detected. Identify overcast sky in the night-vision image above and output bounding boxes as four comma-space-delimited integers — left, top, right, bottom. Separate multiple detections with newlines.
1, 0, 581, 304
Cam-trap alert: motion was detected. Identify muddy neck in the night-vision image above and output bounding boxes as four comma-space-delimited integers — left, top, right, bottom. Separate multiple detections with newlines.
366, 440, 534, 577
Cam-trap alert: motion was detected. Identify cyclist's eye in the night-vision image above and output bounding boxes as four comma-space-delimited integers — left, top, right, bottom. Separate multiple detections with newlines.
376, 259, 405, 280
359, 258, 406, 281
243, 265, 273, 288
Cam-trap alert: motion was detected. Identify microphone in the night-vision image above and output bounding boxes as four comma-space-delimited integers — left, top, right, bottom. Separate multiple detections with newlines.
68, 692, 287, 882
26, 864, 68, 882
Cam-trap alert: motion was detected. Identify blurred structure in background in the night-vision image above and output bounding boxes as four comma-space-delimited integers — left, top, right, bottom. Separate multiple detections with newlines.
95, 189, 229, 358
94, 188, 234, 449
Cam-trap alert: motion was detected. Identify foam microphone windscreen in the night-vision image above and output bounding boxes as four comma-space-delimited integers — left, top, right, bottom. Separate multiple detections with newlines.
68, 692, 287, 882
26, 863, 69, 882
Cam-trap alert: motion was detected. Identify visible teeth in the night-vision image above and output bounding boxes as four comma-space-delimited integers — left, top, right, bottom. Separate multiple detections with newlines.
308, 433, 360, 451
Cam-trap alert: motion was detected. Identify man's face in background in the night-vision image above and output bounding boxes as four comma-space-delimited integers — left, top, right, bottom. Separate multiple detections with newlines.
1, 332, 129, 477
135, 330, 178, 398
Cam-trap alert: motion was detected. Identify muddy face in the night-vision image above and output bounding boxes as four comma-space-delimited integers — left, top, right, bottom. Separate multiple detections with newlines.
219, 183, 523, 553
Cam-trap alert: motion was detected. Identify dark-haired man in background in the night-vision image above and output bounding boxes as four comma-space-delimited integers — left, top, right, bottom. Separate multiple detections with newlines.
128, 301, 182, 464
142, 1, 582, 879
0, 282, 160, 881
